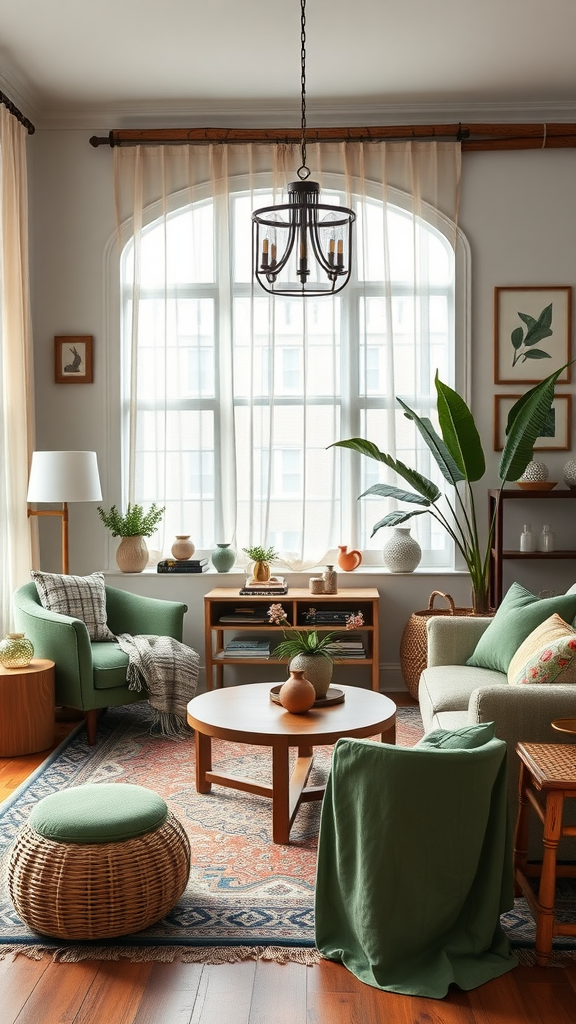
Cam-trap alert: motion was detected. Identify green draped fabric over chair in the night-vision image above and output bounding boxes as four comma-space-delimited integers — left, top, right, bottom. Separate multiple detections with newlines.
314, 728, 518, 998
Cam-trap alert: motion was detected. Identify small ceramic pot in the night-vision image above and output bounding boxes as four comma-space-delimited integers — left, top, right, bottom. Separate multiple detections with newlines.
278, 670, 316, 713
171, 535, 195, 560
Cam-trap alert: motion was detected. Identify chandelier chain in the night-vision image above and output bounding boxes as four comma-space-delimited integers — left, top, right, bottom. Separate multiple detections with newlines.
298, 0, 310, 179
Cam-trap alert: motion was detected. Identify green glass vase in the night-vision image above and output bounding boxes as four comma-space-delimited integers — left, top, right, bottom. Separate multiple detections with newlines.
0, 633, 34, 668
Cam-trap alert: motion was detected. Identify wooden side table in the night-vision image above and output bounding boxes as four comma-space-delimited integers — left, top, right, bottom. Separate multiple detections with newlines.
0, 658, 55, 756
514, 741, 576, 965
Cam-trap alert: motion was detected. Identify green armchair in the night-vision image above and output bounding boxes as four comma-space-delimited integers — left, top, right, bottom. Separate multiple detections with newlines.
13, 582, 188, 745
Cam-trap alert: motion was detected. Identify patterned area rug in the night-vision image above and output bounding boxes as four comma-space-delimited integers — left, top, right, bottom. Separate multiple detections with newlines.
0, 702, 420, 961
1, 700, 573, 965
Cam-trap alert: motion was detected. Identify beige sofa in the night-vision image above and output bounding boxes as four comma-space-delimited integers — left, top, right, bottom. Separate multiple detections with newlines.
419, 597, 576, 857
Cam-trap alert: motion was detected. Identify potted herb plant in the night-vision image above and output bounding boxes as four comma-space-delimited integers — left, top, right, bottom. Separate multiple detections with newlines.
242, 545, 278, 582
268, 603, 364, 698
98, 502, 165, 573
332, 365, 568, 614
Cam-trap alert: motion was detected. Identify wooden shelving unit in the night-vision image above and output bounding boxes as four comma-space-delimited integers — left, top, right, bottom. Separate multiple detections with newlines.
488, 488, 576, 608
204, 587, 380, 691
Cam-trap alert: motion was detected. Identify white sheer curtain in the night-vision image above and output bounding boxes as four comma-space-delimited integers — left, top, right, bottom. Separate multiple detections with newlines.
114, 141, 460, 569
0, 107, 36, 632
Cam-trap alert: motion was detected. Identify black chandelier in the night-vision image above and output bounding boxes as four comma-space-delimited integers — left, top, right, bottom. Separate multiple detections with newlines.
252, 0, 355, 297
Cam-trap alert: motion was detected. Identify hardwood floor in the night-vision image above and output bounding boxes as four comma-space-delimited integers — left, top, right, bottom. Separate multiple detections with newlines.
1, 698, 576, 1023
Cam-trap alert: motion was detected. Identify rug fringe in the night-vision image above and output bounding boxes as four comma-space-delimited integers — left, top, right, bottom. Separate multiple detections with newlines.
0, 944, 323, 965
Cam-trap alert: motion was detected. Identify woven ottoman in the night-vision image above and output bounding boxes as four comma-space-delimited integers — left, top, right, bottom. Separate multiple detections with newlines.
8, 783, 190, 940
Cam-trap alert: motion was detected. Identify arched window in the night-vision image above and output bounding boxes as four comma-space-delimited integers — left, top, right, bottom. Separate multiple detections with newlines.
120, 178, 467, 568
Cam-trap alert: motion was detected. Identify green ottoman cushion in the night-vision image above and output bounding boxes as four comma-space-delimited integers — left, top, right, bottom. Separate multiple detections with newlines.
29, 783, 167, 843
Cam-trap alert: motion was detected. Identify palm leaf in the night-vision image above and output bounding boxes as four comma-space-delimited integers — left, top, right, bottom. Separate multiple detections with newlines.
499, 365, 568, 482
397, 398, 465, 485
359, 483, 437, 506
332, 439, 440, 500
435, 376, 486, 481
370, 508, 429, 535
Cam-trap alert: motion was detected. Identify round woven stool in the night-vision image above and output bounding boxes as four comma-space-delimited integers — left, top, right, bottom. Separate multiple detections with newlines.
8, 783, 190, 940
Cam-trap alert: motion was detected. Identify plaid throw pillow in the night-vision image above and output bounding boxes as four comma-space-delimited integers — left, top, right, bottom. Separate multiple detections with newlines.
31, 571, 115, 642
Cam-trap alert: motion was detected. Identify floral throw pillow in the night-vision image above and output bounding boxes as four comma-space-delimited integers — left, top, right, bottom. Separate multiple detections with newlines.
508, 613, 576, 685
31, 571, 115, 642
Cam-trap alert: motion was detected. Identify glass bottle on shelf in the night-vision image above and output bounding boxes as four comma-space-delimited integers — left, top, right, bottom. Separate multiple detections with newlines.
519, 523, 536, 553
538, 524, 555, 553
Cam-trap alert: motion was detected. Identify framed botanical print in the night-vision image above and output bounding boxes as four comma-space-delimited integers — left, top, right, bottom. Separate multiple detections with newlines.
494, 286, 571, 384
494, 393, 572, 451
54, 335, 93, 384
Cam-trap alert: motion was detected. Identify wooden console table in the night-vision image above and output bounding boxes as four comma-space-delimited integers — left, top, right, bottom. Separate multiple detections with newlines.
204, 587, 380, 691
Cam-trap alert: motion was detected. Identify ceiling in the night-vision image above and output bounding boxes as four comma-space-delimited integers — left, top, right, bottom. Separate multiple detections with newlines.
2, 0, 576, 129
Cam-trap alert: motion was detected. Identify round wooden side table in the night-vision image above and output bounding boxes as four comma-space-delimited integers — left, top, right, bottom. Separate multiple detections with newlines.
0, 658, 55, 756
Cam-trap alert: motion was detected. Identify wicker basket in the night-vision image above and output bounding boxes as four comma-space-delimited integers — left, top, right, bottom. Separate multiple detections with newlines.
8, 810, 190, 940
399, 591, 475, 700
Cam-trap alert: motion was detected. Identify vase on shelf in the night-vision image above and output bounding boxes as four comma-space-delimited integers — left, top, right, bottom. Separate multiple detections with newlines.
211, 543, 236, 572
538, 524, 555, 553
278, 669, 316, 713
519, 523, 536, 553
337, 545, 362, 572
171, 535, 195, 560
383, 527, 422, 573
322, 565, 338, 594
563, 460, 576, 489
288, 653, 333, 699
116, 535, 149, 573
520, 461, 549, 483
0, 633, 34, 669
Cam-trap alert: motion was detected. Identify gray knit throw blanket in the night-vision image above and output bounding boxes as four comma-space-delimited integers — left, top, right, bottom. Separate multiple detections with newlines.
114, 633, 199, 736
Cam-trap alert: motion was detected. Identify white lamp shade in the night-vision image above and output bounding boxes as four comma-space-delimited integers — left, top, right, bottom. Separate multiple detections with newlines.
27, 451, 102, 503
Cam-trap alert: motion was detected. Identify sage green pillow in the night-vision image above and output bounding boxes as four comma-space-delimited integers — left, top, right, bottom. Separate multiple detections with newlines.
466, 584, 576, 674
417, 722, 496, 750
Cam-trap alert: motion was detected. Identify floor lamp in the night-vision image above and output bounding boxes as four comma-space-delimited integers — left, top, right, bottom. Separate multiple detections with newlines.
27, 451, 103, 574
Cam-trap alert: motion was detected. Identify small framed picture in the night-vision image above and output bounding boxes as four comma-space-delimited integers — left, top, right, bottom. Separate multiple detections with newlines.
494, 393, 572, 451
54, 335, 93, 384
494, 286, 572, 384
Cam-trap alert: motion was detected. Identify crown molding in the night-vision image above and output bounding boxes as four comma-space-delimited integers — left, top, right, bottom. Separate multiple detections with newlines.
25, 96, 576, 133
0, 63, 41, 126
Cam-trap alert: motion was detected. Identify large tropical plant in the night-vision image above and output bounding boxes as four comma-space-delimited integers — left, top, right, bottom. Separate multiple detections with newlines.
332, 365, 569, 614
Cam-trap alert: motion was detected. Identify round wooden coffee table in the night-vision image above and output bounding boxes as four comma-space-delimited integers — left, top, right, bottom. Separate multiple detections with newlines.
187, 683, 396, 844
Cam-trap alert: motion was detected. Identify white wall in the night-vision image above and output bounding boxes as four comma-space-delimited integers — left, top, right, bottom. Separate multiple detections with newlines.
28, 133, 576, 690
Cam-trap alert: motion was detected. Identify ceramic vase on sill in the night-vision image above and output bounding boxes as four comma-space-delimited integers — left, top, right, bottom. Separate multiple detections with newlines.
383, 527, 422, 573
337, 545, 362, 571
116, 535, 149, 573
211, 543, 236, 572
171, 535, 195, 560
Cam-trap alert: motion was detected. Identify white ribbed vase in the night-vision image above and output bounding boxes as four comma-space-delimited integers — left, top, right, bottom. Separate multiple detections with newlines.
383, 527, 422, 573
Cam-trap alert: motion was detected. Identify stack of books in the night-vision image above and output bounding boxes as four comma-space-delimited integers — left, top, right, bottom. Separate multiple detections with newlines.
325, 634, 366, 659
219, 609, 270, 625
239, 575, 288, 596
220, 636, 272, 659
157, 558, 209, 574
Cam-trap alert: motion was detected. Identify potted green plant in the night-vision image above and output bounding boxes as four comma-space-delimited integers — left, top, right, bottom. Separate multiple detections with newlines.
98, 502, 165, 573
268, 604, 364, 698
332, 365, 568, 615
242, 544, 278, 582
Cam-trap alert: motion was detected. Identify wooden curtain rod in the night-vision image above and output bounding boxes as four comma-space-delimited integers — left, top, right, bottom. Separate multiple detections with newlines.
89, 122, 576, 152
0, 90, 35, 134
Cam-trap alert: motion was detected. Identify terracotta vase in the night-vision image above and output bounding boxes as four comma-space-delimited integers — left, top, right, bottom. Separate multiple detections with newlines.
289, 653, 333, 699
337, 545, 362, 572
278, 669, 316, 713
116, 535, 149, 573
171, 535, 195, 560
